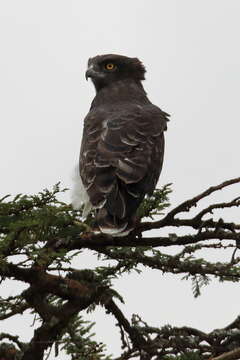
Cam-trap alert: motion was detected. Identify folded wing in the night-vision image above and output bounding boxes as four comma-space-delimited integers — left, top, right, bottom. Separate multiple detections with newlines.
79, 104, 168, 235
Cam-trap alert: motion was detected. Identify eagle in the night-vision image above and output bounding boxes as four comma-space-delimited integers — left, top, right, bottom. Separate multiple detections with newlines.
72, 54, 169, 236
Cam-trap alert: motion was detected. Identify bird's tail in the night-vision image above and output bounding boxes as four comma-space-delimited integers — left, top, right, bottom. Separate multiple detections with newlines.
96, 208, 135, 237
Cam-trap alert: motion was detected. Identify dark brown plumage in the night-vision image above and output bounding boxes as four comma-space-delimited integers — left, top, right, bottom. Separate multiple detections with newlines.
72, 54, 169, 236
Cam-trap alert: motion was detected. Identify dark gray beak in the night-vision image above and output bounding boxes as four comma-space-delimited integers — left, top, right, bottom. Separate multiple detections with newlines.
85, 67, 104, 81
85, 68, 98, 81
85, 69, 91, 81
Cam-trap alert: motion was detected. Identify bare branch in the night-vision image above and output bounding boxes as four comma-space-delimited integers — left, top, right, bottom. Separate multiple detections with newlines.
105, 299, 148, 351
96, 247, 240, 280
164, 177, 240, 219
210, 347, 240, 360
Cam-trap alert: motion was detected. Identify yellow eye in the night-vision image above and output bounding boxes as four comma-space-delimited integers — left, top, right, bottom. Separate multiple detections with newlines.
105, 63, 115, 70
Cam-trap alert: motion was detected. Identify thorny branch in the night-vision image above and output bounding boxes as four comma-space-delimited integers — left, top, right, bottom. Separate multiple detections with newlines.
48, 177, 240, 251
0, 177, 239, 359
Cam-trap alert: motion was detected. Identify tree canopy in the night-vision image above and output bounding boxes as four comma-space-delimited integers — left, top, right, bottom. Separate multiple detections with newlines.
0, 177, 239, 360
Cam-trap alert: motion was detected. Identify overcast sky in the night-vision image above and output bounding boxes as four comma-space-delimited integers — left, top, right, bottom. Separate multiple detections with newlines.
0, 1, 239, 359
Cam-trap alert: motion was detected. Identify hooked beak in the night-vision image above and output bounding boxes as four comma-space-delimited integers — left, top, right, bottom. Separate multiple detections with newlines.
85, 68, 98, 81
85, 69, 92, 81
85, 66, 104, 81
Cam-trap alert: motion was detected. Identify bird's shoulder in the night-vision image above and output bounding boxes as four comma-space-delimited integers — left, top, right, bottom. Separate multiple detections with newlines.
84, 102, 169, 133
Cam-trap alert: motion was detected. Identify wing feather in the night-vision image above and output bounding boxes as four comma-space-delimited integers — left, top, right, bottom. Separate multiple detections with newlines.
80, 103, 168, 220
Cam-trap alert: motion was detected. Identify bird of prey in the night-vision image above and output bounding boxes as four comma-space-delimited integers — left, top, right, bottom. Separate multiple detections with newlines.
72, 54, 169, 236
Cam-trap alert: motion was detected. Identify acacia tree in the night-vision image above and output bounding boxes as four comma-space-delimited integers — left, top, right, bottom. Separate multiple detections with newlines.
0, 177, 239, 360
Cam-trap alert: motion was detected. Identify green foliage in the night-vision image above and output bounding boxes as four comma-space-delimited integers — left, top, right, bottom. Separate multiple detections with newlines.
97, 246, 151, 275
0, 181, 239, 359
137, 184, 172, 219
61, 316, 113, 360
190, 274, 211, 298
0, 184, 87, 264
66, 269, 124, 311
163, 352, 201, 360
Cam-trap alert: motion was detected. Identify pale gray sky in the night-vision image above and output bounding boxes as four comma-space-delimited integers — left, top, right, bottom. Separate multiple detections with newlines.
0, 1, 239, 359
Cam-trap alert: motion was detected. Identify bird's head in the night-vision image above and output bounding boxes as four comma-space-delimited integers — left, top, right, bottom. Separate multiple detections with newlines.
85, 54, 146, 91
